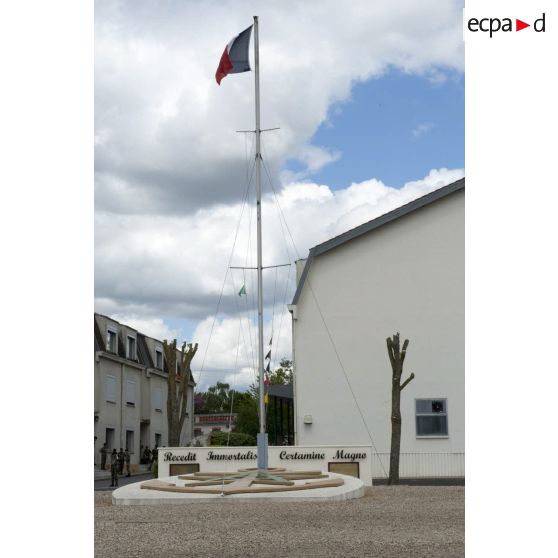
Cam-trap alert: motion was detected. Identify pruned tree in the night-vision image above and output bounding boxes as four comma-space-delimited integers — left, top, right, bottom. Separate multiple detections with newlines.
162, 339, 198, 447
386, 332, 415, 485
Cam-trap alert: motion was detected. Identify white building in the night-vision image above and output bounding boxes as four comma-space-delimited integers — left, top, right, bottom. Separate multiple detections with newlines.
289, 179, 464, 479
94, 313, 195, 470
193, 413, 238, 445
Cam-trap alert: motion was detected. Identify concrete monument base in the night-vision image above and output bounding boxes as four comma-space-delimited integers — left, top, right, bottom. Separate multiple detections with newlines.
112, 471, 364, 505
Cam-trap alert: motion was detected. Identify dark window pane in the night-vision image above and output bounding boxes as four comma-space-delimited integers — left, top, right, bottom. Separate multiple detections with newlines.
431, 400, 445, 413
416, 415, 448, 436
416, 399, 446, 414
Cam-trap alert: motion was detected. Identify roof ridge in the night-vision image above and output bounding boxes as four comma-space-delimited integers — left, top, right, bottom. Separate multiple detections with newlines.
314, 178, 464, 254
291, 177, 464, 306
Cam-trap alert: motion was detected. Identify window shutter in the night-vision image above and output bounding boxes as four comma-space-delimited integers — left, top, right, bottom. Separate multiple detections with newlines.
126, 380, 136, 405
154, 387, 163, 411
106, 376, 116, 402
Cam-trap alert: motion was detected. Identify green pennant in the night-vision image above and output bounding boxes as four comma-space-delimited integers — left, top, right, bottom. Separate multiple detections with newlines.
238, 284, 247, 296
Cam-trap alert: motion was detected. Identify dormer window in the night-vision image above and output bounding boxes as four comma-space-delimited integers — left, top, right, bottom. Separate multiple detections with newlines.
127, 335, 136, 360
155, 347, 163, 369
106, 328, 117, 353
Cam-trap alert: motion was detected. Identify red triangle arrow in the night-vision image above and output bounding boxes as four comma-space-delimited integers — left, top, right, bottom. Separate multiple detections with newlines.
516, 19, 530, 31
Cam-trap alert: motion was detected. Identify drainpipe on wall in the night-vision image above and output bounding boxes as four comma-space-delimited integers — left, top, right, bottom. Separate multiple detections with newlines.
288, 305, 298, 445
120, 363, 124, 450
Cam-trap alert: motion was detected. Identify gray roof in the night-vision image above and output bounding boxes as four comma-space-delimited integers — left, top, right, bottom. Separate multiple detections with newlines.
93, 312, 196, 385
291, 178, 464, 305
268, 384, 293, 399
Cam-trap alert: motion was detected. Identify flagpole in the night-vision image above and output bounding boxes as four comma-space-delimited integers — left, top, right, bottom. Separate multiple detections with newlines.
253, 15, 268, 470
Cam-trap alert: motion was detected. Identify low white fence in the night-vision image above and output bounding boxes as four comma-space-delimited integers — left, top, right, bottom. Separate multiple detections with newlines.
370, 452, 465, 478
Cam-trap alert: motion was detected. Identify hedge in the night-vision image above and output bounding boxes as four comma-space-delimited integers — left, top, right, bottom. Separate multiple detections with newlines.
208, 431, 256, 446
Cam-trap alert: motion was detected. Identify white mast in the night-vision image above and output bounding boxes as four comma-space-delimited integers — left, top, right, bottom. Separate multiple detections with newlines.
253, 15, 268, 470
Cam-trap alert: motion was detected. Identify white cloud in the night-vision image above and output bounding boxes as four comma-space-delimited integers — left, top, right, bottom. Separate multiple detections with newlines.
94, 1, 464, 389
191, 310, 293, 391
96, 168, 463, 388
412, 122, 435, 138
96, 168, 463, 366
95, 0, 463, 215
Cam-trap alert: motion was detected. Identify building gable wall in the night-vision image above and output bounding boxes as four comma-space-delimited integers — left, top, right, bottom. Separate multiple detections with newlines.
292, 190, 464, 462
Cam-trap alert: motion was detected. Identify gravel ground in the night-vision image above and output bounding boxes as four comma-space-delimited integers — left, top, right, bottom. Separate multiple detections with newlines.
95, 486, 464, 558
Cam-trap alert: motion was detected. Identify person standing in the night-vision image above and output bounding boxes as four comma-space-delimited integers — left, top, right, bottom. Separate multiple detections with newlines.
143, 446, 151, 465
124, 448, 131, 477
117, 448, 125, 475
100, 443, 108, 470
110, 449, 118, 487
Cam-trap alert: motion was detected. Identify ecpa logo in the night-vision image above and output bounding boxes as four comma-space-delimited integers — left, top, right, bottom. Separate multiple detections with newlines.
468, 13, 546, 38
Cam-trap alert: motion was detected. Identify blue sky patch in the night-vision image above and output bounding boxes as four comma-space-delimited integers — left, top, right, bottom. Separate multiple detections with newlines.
287, 68, 464, 189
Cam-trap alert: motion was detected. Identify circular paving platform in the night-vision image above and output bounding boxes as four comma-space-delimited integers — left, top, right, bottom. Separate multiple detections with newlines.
112, 470, 364, 505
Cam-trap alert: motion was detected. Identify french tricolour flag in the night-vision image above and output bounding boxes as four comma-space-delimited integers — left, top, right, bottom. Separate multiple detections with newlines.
215, 25, 253, 85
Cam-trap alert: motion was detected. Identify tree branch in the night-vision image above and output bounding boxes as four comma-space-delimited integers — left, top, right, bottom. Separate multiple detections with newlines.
386, 337, 396, 371
400, 339, 409, 365
400, 372, 415, 391
392, 333, 400, 369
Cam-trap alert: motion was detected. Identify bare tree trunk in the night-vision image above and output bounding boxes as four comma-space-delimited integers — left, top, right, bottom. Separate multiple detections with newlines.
389, 379, 402, 485
386, 333, 415, 485
163, 340, 198, 447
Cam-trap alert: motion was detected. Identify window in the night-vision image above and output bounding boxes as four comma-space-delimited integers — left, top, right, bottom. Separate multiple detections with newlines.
126, 430, 134, 452
154, 387, 163, 412
105, 428, 115, 449
126, 380, 136, 406
155, 433, 162, 447
127, 335, 136, 360
416, 399, 448, 437
155, 348, 163, 369
105, 375, 117, 403
106, 328, 117, 353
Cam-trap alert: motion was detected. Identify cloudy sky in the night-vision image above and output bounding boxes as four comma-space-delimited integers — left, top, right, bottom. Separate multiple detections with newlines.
95, 0, 464, 390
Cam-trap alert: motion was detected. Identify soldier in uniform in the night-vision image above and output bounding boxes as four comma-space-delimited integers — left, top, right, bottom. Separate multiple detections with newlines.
100, 443, 108, 470
110, 449, 118, 487
143, 446, 151, 465
117, 448, 125, 475
124, 448, 131, 477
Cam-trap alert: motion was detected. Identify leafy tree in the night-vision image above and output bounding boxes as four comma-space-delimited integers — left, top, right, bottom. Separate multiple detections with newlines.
209, 431, 256, 446
235, 358, 293, 438
193, 392, 206, 414
233, 391, 260, 438
269, 358, 293, 385
204, 381, 234, 413
194, 382, 246, 414
194, 359, 293, 439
